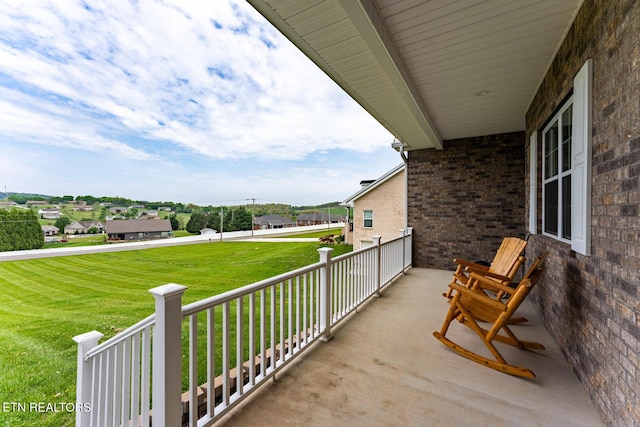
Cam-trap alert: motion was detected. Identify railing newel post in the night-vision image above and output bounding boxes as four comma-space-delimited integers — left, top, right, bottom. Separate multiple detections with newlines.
399, 229, 407, 274
149, 283, 187, 427
406, 227, 413, 270
73, 330, 104, 427
318, 247, 333, 342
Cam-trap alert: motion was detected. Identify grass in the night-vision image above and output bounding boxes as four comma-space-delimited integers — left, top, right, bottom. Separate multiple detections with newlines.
0, 240, 352, 426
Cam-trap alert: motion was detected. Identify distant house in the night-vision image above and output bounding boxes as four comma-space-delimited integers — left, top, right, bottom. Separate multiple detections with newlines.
39, 208, 61, 219
341, 164, 405, 250
109, 207, 128, 214
73, 206, 94, 212
138, 210, 159, 219
64, 221, 105, 235
105, 219, 172, 241
27, 200, 47, 206
253, 214, 295, 230
41, 225, 59, 236
295, 212, 346, 226
0, 200, 18, 209
105, 215, 126, 221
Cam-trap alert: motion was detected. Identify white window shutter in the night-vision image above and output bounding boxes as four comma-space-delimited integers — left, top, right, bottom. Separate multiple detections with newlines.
529, 132, 537, 234
571, 59, 593, 255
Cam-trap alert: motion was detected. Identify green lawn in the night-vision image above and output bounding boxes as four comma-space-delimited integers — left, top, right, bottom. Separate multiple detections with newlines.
0, 241, 351, 426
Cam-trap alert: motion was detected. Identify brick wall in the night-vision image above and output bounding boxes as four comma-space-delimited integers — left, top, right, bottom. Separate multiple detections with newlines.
407, 132, 526, 270
525, 1, 640, 425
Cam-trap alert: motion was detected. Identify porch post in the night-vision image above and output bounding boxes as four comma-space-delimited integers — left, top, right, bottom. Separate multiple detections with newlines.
149, 283, 187, 427
373, 236, 382, 297
72, 330, 104, 427
318, 247, 333, 342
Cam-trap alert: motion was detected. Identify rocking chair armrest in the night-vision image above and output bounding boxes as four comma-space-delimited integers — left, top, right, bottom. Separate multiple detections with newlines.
448, 282, 507, 311
469, 272, 516, 295
465, 267, 511, 283
453, 259, 490, 270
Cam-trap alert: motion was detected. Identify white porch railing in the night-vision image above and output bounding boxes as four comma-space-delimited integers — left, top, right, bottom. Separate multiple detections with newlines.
73, 229, 412, 427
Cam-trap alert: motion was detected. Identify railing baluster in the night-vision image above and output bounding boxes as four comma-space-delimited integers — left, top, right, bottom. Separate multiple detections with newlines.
280, 281, 285, 362
113, 342, 123, 426
207, 307, 215, 417
130, 333, 140, 427
249, 293, 256, 385
236, 296, 244, 397
260, 288, 266, 377
189, 314, 198, 427
295, 276, 301, 351
222, 301, 230, 406
270, 284, 276, 371
141, 327, 151, 427
288, 279, 293, 356
121, 338, 131, 427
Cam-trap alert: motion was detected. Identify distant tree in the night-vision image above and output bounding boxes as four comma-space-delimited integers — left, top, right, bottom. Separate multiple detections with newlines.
169, 214, 180, 231
205, 213, 217, 231
61, 195, 74, 203
76, 195, 97, 205
229, 207, 252, 231
54, 217, 71, 231
125, 208, 138, 219
186, 212, 207, 233
0, 209, 44, 251
8, 195, 32, 204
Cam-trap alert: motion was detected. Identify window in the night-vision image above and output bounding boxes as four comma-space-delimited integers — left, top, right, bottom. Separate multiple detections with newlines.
363, 210, 373, 228
543, 100, 572, 241
539, 59, 592, 255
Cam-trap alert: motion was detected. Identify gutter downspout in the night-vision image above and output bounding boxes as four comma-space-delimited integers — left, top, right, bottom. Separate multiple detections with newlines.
392, 138, 409, 229
400, 151, 408, 229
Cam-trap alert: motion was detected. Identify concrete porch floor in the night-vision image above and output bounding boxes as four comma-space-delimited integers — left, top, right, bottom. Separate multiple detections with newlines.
218, 268, 603, 427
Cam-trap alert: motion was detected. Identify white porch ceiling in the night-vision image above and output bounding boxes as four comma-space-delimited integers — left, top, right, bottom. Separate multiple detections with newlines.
247, 0, 583, 151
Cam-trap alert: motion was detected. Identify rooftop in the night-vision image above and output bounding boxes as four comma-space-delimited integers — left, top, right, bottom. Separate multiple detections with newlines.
217, 268, 603, 426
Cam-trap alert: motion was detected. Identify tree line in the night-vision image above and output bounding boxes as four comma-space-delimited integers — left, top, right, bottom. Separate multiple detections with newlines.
185, 207, 252, 233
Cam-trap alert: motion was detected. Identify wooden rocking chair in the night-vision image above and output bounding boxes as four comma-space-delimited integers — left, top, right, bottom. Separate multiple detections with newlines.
443, 236, 527, 300
433, 253, 547, 378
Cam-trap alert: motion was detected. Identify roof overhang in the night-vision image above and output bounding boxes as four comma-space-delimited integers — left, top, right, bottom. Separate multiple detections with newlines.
248, 0, 583, 151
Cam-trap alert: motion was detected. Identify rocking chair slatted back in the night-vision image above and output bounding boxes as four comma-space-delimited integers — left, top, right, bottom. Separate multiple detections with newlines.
444, 237, 527, 299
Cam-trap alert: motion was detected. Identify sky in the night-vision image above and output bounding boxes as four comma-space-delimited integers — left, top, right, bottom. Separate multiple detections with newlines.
0, 0, 401, 206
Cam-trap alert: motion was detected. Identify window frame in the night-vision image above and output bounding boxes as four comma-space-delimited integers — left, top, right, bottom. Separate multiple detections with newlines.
542, 97, 573, 244
363, 210, 373, 228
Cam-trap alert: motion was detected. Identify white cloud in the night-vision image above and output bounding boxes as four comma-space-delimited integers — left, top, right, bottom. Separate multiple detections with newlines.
0, 0, 395, 204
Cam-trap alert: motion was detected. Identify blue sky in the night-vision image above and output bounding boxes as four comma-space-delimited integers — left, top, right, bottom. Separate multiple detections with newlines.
0, 0, 400, 206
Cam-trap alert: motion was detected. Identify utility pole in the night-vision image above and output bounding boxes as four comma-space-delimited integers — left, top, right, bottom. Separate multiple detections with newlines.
247, 198, 256, 236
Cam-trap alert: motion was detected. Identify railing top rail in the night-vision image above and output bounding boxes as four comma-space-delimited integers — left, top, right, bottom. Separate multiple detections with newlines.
181, 261, 324, 317
84, 313, 155, 360
332, 231, 408, 263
